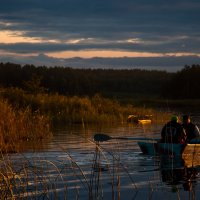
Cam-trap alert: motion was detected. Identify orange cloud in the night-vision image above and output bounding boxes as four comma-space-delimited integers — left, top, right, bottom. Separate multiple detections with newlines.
47, 50, 162, 58
47, 50, 200, 58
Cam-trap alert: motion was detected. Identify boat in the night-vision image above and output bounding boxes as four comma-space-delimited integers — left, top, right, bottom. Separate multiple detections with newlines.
93, 133, 200, 161
137, 141, 200, 157
127, 115, 152, 124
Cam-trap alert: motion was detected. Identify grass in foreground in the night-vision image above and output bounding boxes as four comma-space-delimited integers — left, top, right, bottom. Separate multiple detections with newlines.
0, 137, 138, 199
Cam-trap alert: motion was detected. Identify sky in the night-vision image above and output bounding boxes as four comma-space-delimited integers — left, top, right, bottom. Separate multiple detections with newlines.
0, 0, 200, 71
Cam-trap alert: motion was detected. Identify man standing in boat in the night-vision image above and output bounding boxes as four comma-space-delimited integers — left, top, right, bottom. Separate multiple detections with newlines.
182, 115, 200, 142
161, 115, 187, 143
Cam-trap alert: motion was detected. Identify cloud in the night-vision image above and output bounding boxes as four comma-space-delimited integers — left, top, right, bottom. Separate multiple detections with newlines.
1, 53, 200, 72
0, 0, 200, 70
0, 34, 200, 55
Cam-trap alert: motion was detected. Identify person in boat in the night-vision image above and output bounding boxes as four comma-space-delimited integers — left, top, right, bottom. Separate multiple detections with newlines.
161, 115, 187, 143
182, 115, 200, 142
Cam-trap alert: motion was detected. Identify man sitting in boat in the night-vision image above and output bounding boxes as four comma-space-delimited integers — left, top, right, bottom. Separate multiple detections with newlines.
182, 115, 200, 142
161, 115, 187, 143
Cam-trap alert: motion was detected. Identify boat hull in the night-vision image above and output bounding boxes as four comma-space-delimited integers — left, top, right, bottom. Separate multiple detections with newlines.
138, 141, 200, 157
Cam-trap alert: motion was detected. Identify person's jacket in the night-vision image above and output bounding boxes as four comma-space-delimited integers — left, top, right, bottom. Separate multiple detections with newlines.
161, 121, 186, 143
182, 122, 200, 141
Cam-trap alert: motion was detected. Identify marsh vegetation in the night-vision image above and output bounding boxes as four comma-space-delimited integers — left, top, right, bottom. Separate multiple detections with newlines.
0, 63, 200, 199
0, 98, 52, 153
0, 87, 168, 153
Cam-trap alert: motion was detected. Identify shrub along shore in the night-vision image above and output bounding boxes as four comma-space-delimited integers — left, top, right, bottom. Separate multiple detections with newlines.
0, 87, 171, 153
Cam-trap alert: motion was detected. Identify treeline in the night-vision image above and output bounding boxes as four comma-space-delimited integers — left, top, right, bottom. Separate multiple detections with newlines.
0, 62, 171, 98
162, 64, 200, 99
0, 62, 200, 99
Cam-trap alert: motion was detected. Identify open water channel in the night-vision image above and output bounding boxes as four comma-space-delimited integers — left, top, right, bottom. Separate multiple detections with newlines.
2, 119, 200, 199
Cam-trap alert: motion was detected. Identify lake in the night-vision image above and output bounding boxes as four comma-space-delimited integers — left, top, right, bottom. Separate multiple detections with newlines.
2, 121, 200, 199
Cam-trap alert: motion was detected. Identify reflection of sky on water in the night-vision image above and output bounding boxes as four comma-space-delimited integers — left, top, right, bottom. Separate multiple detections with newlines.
1, 123, 200, 199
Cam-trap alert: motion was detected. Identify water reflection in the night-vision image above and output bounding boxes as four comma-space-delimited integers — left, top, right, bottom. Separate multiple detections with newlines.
160, 156, 200, 192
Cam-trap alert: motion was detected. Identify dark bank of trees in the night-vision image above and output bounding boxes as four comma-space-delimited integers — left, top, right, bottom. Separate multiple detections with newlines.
0, 62, 200, 99
0, 62, 171, 98
162, 64, 200, 99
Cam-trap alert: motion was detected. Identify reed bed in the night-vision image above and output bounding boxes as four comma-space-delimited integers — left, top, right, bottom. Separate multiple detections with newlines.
0, 98, 52, 153
0, 87, 170, 126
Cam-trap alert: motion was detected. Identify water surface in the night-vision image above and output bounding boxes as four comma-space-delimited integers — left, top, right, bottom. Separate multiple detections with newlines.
3, 122, 200, 199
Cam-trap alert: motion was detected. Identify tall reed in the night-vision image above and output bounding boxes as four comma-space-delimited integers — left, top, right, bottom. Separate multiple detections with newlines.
0, 98, 52, 153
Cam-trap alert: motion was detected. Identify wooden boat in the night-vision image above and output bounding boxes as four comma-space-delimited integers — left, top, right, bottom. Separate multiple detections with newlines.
138, 141, 200, 157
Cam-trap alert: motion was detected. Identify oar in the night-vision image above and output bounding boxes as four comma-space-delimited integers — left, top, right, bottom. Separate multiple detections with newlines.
94, 133, 160, 142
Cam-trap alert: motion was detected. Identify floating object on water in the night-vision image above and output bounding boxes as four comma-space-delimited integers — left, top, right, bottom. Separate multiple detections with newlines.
127, 115, 152, 124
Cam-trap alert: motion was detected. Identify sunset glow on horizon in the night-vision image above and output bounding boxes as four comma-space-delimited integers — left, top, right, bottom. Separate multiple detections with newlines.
0, 0, 199, 70
47, 50, 200, 59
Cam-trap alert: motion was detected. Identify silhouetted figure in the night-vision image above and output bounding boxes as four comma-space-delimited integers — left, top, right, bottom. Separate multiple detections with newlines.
182, 115, 200, 142
161, 116, 186, 143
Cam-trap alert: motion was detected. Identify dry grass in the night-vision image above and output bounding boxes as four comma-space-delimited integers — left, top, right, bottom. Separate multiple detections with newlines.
0, 87, 170, 126
0, 99, 52, 153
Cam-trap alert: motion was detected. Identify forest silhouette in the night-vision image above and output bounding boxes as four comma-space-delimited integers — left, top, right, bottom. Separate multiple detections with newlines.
0, 62, 199, 99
